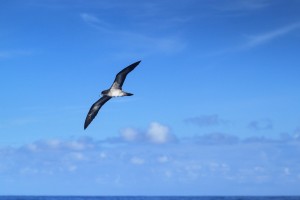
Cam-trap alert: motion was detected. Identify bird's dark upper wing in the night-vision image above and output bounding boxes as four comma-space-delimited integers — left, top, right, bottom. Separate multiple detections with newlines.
84, 96, 111, 129
111, 60, 141, 89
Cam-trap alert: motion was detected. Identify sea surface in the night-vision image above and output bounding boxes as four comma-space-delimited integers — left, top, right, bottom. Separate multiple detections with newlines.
0, 197, 299, 200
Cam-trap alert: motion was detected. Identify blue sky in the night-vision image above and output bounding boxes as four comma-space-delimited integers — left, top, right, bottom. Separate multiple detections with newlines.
1, 0, 300, 196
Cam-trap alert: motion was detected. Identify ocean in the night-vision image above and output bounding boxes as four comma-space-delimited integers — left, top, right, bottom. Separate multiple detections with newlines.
0, 197, 299, 200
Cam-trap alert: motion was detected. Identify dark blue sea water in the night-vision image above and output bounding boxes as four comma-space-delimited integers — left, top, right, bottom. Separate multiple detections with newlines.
0, 197, 299, 200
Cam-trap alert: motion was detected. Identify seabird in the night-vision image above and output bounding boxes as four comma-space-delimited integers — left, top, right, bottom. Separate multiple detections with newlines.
84, 60, 141, 129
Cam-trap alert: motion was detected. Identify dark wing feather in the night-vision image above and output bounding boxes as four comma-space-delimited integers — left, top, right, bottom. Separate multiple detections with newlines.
84, 96, 111, 129
111, 60, 141, 89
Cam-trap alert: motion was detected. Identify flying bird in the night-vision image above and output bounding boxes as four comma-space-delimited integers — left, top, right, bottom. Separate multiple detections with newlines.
84, 60, 141, 129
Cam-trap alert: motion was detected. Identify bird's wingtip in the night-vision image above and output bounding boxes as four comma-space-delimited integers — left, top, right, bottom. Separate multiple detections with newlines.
84, 122, 89, 130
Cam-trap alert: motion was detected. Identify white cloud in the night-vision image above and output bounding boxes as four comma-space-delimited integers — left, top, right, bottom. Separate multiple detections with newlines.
130, 156, 145, 165
157, 155, 170, 163
164, 170, 173, 178
99, 152, 107, 159
68, 152, 86, 161
26, 143, 39, 152
109, 122, 176, 144
2, 132, 300, 195
183, 162, 202, 180
254, 166, 265, 173
67, 165, 77, 172
146, 122, 171, 144
283, 167, 291, 176
65, 140, 93, 151
46, 139, 61, 149
120, 128, 139, 142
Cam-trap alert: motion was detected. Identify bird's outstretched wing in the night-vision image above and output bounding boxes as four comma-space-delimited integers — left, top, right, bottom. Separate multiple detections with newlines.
111, 60, 141, 89
84, 96, 111, 129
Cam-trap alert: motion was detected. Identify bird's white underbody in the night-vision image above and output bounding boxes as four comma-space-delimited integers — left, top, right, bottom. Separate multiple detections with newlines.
106, 88, 127, 97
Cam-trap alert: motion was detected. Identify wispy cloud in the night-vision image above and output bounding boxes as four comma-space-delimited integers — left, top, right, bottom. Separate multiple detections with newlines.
244, 22, 300, 48
205, 22, 300, 57
80, 13, 101, 24
0, 50, 34, 59
212, 0, 271, 12
8, 117, 39, 126
80, 13, 112, 33
79, 12, 186, 56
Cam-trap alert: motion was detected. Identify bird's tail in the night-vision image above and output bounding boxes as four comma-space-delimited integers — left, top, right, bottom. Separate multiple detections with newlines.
124, 92, 133, 96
